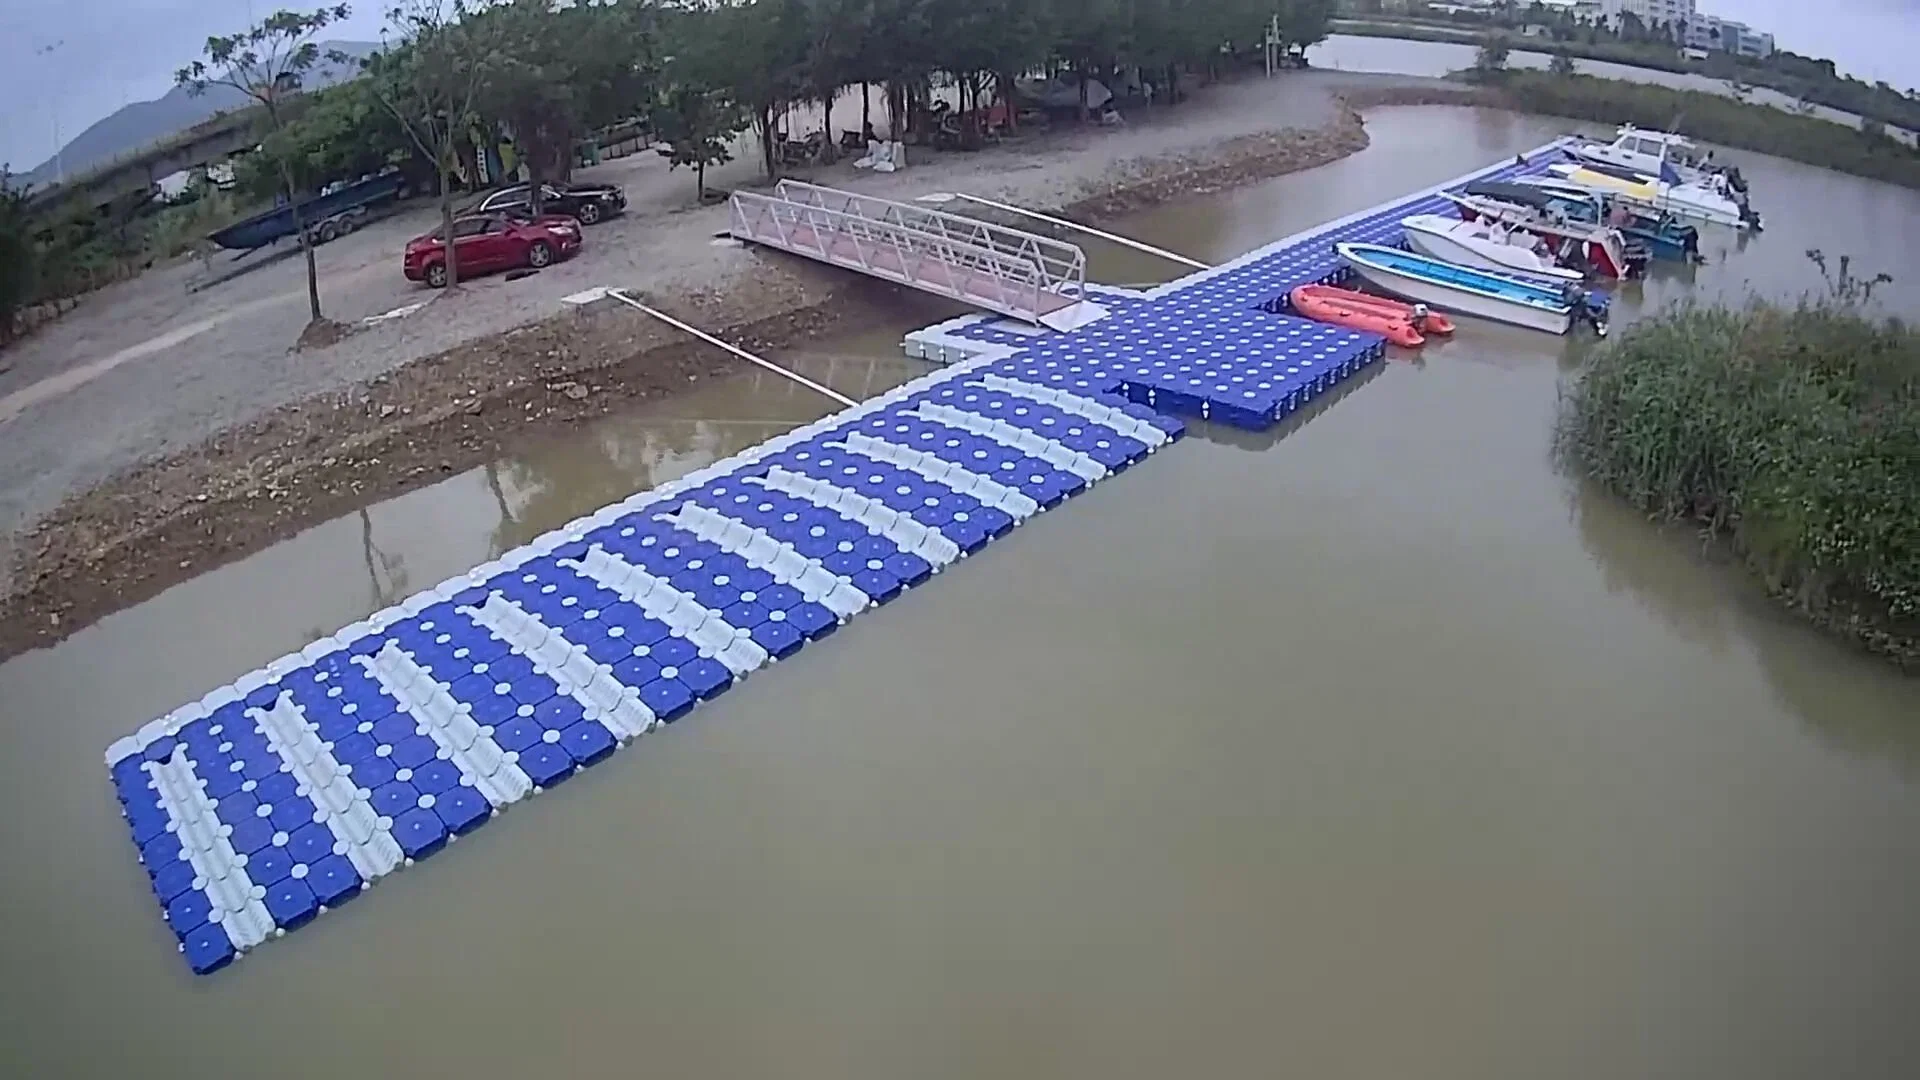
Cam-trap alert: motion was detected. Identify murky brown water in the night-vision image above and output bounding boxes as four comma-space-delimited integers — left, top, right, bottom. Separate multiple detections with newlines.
4, 108, 1918, 1078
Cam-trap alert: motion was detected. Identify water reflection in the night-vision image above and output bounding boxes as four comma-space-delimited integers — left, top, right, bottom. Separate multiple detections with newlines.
1571, 477, 1920, 774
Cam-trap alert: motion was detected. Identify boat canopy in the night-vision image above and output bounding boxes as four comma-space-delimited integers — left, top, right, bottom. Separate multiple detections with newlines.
1462, 181, 1592, 211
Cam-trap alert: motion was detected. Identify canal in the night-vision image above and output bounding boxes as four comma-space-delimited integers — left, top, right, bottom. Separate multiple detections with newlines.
2, 107, 1916, 1078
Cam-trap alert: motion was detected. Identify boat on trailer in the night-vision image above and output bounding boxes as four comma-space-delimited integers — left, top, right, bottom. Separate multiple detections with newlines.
1472, 178, 1698, 261
1336, 242, 1608, 336
1400, 213, 1586, 283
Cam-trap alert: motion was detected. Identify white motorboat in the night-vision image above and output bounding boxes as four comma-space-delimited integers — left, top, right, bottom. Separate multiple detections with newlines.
1444, 185, 1655, 274
1540, 163, 1759, 230
1399, 213, 1585, 282
1571, 125, 1745, 193
1336, 243, 1608, 336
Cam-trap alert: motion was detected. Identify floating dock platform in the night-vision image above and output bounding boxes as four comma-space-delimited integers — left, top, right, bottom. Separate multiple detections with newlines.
105, 140, 1574, 974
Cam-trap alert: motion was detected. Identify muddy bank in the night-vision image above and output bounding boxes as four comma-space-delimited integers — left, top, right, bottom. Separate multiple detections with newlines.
0, 89, 1467, 660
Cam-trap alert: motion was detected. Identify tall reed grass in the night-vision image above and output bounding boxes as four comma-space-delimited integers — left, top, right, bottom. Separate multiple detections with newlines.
1559, 299, 1920, 665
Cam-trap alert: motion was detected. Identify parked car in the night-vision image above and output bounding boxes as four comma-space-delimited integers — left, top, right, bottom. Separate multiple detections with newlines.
474, 181, 626, 224
402, 213, 581, 287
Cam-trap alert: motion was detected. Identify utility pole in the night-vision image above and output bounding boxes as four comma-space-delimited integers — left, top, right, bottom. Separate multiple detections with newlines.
35, 40, 66, 181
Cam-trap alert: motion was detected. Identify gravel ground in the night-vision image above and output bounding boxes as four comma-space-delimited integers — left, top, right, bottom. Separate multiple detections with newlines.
0, 70, 1467, 651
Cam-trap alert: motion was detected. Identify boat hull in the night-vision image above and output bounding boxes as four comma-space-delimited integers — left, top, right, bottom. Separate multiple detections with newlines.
1337, 245, 1576, 335
1400, 215, 1584, 283
1287, 284, 1454, 347
1544, 164, 1747, 229
1442, 195, 1641, 277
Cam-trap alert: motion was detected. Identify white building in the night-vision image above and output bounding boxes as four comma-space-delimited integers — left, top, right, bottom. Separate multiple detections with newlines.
1687, 12, 1776, 58
1599, 0, 1695, 32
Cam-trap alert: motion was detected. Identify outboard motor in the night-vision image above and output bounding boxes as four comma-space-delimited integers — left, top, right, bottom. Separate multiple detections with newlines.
1566, 285, 1610, 337
1740, 202, 1764, 232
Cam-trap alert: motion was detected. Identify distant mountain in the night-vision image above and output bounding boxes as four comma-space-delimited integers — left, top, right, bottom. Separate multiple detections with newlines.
18, 41, 381, 188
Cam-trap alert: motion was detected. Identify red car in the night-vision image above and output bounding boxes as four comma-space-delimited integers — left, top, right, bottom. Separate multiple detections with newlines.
403, 212, 582, 287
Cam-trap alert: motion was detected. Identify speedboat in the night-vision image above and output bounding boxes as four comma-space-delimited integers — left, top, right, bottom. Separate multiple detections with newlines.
1443, 188, 1649, 277
1571, 125, 1748, 194
1489, 179, 1698, 261
1401, 213, 1585, 282
1544, 162, 1759, 231
1336, 242, 1607, 336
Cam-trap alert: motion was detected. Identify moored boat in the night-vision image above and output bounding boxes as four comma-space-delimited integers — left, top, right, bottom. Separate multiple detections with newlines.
1571, 125, 1748, 194
1336, 242, 1608, 336
1487, 179, 1698, 261
1400, 213, 1585, 282
1287, 284, 1455, 348
1442, 188, 1651, 276
1544, 162, 1759, 231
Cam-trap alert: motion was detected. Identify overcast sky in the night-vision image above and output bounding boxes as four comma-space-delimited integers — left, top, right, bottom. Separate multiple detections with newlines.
1, 0, 1916, 173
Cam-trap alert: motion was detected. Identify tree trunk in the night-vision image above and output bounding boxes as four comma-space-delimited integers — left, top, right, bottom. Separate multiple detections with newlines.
280, 162, 322, 323
696, 158, 706, 201
439, 160, 460, 288
821, 94, 835, 164
861, 84, 871, 136
758, 106, 780, 181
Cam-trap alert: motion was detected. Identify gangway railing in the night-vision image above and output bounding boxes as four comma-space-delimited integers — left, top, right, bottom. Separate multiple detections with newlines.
729, 180, 1105, 329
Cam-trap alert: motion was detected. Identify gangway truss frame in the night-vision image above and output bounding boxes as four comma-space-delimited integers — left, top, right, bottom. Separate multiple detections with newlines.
730, 180, 1108, 331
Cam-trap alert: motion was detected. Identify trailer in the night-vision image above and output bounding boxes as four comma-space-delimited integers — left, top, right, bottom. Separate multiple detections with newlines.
206, 172, 407, 253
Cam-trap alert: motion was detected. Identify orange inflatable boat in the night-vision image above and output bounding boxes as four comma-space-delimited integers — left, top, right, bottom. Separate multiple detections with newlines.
1288, 284, 1455, 348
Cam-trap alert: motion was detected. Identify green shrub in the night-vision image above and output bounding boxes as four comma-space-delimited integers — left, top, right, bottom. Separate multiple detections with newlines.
1560, 298, 1920, 664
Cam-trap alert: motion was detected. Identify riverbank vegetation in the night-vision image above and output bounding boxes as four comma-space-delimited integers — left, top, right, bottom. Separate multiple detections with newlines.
1334, 2, 1920, 134
1474, 70, 1920, 191
1560, 272, 1920, 666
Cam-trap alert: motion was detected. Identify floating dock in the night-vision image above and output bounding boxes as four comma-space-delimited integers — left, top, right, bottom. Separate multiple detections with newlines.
105, 139, 1574, 974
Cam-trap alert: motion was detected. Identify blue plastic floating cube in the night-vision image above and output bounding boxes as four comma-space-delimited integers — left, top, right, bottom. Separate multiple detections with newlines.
517, 743, 575, 788
266, 878, 320, 929
305, 855, 362, 907
433, 786, 491, 835
393, 807, 449, 860
182, 921, 237, 975
676, 657, 733, 700
560, 721, 616, 766
638, 678, 695, 722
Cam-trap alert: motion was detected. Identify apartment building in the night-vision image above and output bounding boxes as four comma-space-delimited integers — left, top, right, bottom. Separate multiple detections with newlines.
1687, 12, 1777, 58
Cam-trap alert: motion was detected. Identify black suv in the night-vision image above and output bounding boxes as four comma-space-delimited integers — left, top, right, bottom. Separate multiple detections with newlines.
475, 181, 626, 225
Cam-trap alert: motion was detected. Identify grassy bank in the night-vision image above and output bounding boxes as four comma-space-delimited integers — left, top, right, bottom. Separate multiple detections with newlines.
1559, 300, 1920, 666
1331, 16, 1920, 134
1478, 72, 1920, 190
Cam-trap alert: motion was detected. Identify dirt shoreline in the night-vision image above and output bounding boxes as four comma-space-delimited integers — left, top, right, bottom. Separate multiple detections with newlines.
0, 84, 1480, 661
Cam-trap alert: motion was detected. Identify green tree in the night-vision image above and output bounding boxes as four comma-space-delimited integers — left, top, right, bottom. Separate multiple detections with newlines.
358, 0, 505, 287
475, 0, 658, 205
239, 75, 414, 204
1276, 0, 1336, 61
177, 4, 354, 327
1474, 34, 1512, 77
1549, 47, 1577, 77
704, 0, 810, 180
651, 83, 748, 201
0, 176, 36, 343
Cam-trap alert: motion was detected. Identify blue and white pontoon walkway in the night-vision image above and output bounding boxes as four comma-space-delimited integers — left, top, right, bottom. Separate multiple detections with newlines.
105, 139, 1576, 974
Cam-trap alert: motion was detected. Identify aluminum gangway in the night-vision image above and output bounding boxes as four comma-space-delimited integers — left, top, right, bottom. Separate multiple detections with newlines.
730, 180, 1109, 331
